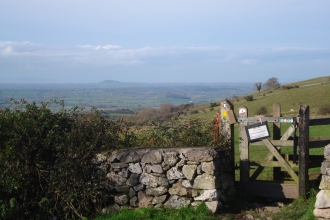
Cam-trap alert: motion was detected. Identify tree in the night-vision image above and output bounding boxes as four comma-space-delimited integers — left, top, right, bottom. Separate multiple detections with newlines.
254, 82, 262, 93
264, 77, 280, 90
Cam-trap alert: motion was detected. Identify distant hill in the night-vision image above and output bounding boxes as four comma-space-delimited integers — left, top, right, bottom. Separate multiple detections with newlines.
99, 80, 123, 85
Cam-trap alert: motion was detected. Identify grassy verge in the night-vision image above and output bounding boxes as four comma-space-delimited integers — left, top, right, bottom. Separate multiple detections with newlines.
94, 203, 217, 220
269, 189, 318, 220
93, 191, 318, 220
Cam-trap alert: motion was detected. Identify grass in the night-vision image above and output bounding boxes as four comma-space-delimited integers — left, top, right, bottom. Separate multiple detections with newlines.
93, 191, 319, 220
269, 189, 318, 220
94, 203, 217, 220
181, 75, 330, 120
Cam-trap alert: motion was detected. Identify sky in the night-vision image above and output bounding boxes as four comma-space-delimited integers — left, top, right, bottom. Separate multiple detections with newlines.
0, 0, 330, 84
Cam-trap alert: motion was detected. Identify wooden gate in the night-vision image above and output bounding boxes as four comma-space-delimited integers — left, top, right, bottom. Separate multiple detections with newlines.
220, 100, 330, 198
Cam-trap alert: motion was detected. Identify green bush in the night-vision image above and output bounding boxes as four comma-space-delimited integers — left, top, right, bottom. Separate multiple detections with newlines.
282, 85, 299, 90
0, 100, 130, 219
232, 95, 239, 102
255, 106, 268, 115
244, 95, 253, 101
318, 104, 330, 115
210, 102, 219, 107
134, 118, 229, 148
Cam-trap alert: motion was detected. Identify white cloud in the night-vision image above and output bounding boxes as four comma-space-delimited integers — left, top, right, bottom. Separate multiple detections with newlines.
1, 41, 330, 71
79, 44, 121, 50
241, 59, 257, 65
272, 47, 322, 52
1, 46, 15, 56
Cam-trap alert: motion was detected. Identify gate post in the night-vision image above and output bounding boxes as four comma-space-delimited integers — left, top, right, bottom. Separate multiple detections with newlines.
220, 100, 235, 178
238, 106, 249, 182
299, 105, 310, 197
273, 103, 281, 180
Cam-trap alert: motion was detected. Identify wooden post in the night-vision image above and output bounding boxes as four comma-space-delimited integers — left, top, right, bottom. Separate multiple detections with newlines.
238, 106, 249, 182
273, 103, 281, 180
220, 100, 235, 178
298, 105, 310, 197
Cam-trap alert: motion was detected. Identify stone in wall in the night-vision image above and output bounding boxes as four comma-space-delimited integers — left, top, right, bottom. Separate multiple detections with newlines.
115, 194, 129, 206
107, 172, 126, 186
163, 151, 179, 166
152, 195, 167, 204
163, 195, 192, 208
182, 165, 197, 180
138, 191, 153, 208
140, 173, 158, 187
141, 150, 162, 164
205, 201, 223, 214
315, 190, 330, 209
126, 173, 140, 186
325, 144, 330, 161
314, 144, 330, 219
169, 182, 188, 196
193, 173, 219, 189
194, 189, 221, 201
146, 186, 168, 196
185, 149, 217, 162
128, 163, 142, 174
320, 175, 330, 190
321, 160, 330, 176
151, 164, 163, 173
166, 167, 185, 180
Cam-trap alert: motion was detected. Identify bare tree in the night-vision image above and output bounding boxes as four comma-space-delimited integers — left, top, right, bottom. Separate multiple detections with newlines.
254, 82, 262, 93
264, 77, 280, 90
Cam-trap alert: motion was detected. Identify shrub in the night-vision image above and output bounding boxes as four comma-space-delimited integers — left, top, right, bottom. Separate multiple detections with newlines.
244, 95, 253, 101
255, 106, 268, 115
0, 100, 132, 219
134, 118, 230, 148
210, 102, 219, 107
318, 104, 330, 115
232, 95, 239, 102
282, 85, 299, 90
190, 110, 199, 114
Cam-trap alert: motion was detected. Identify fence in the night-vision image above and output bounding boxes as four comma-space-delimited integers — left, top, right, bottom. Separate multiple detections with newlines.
220, 100, 330, 198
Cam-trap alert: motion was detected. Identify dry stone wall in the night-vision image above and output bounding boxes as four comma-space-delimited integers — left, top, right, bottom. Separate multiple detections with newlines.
314, 144, 330, 219
94, 147, 235, 214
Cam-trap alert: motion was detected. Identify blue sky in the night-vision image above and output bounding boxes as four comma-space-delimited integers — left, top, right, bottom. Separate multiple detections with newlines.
0, 0, 329, 84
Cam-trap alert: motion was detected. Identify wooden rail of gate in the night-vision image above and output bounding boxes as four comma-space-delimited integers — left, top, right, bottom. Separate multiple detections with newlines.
220, 100, 330, 199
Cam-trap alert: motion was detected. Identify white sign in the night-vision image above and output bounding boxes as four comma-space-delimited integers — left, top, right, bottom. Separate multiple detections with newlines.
245, 121, 270, 142
239, 108, 247, 116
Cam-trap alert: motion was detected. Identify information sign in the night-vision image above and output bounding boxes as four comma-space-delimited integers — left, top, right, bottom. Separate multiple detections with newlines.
245, 121, 270, 142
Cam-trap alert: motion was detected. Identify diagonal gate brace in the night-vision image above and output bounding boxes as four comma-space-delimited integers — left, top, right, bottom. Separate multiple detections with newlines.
250, 124, 296, 180
262, 139, 299, 183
